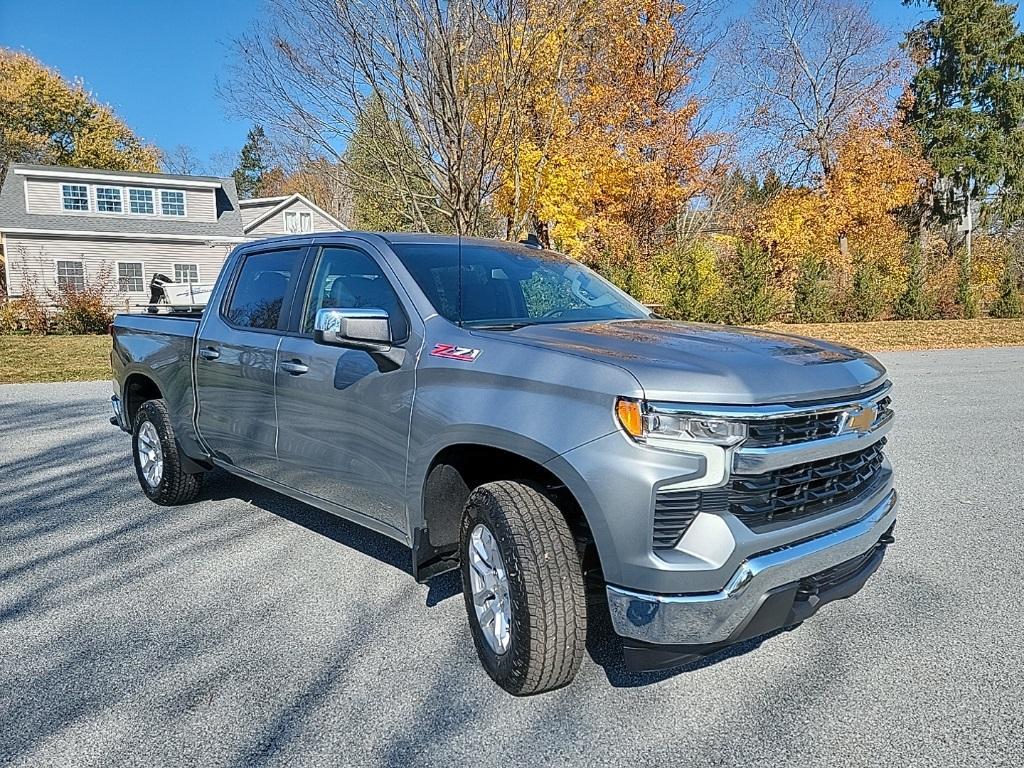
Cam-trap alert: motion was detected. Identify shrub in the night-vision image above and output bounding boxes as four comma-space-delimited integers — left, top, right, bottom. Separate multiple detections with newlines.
792, 256, 836, 323
722, 240, 783, 324
0, 295, 50, 334
989, 257, 1023, 318
955, 250, 979, 319
666, 239, 725, 322
843, 260, 887, 321
51, 287, 114, 334
894, 244, 936, 320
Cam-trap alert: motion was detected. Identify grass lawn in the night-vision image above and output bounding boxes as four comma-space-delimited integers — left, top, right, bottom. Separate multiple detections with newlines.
2, 319, 1024, 384
0, 334, 111, 384
760, 318, 1024, 352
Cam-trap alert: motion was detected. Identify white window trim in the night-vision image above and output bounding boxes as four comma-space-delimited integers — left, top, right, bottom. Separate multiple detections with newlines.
94, 185, 124, 214
158, 189, 188, 217
115, 260, 147, 293
299, 211, 313, 232
61, 183, 90, 212
173, 263, 201, 283
54, 259, 86, 291
128, 187, 157, 216
284, 210, 299, 233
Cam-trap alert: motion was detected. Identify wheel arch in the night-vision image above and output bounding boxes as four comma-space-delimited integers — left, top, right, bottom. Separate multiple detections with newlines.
410, 431, 604, 584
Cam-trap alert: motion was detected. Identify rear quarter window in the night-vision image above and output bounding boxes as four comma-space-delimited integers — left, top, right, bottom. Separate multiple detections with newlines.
224, 248, 304, 330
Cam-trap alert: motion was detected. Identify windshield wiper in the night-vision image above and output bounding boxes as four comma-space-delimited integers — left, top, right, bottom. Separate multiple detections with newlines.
468, 321, 534, 331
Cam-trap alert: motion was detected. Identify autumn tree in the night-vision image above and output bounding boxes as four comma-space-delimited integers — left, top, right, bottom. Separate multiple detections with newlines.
227, 0, 537, 234
727, 0, 899, 182
488, 0, 713, 258
758, 119, 932, 299
0, 49, 160, 183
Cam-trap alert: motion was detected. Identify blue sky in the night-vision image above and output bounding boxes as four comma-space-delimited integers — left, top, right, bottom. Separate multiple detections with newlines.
0, 0, 939, 169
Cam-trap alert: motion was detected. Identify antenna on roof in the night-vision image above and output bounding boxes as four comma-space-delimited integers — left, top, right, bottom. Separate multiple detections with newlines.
519, 233, 543, 249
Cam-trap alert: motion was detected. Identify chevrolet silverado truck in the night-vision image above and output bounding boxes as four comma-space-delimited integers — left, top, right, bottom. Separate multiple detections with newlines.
110, 232, 897, 695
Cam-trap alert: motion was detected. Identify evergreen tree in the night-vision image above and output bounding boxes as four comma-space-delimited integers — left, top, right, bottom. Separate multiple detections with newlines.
792, 256, 835, 323
894, 244, 936, 319
668, 240, 724, 322
343, 100, 446, 232
903, 0, 1024, 223
989, 256, 1023, 317
845, 261, 887, 322
955, 250, 979, 318
232, 126, 273, 199
723, 241, 781, 324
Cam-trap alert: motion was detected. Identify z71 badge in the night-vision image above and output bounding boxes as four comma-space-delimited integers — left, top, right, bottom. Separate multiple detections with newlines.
430, 343, 481, 362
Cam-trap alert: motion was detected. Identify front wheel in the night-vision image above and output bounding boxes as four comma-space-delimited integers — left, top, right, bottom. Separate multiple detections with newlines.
459, 480, 586, 695
132, 399, 203, 506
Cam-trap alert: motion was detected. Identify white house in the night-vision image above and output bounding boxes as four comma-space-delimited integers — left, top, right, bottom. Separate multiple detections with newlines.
0, 163, 345, 307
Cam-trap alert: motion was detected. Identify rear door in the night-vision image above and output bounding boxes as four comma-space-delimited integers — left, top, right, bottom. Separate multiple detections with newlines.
195, 245, 307, 477
273, 243, 420, 534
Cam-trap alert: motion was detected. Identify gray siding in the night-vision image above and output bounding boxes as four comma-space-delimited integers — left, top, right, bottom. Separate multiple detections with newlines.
3, 234, 235, 309
247, 200, 338, 237
24, 178, 217, 223
240, 200, 283, 227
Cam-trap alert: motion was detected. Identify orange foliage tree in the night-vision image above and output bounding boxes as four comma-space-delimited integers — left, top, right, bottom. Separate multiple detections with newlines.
758, 119, 933, 298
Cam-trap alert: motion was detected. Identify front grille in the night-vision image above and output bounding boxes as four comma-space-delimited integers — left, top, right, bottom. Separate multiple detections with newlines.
741, 394, 892, 448
652, 441, 887, 548
729, 440, 887, 530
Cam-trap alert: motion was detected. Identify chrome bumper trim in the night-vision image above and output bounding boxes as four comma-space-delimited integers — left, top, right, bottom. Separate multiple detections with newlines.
733, 411, 893, 474
606, 490, 898, 645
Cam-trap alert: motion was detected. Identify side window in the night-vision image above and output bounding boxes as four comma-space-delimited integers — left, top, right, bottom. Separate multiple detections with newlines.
225, 249, 303, 330
303, 246, 409, 341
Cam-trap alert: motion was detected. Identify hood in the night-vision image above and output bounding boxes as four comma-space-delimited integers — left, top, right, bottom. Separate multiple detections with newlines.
484, 319, 887, 404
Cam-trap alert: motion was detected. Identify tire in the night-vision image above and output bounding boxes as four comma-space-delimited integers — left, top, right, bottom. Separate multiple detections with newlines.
459, 480, 586, 695
132, 399, 203, 506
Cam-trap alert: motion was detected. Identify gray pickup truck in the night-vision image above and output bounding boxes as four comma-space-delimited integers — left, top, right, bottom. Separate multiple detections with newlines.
110, 232, 897, 695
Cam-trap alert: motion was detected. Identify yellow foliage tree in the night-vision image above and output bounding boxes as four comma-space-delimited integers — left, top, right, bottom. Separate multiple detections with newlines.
0, 49, 160, 180
486, 0, 709, 259
758, 119, 932, 299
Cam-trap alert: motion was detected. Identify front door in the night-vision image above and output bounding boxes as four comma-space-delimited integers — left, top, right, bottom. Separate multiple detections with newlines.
195, 245, 306, 477
274, 244, 418, 534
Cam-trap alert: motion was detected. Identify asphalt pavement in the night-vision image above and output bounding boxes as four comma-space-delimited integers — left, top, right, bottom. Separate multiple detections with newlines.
1, 347, 1022, 767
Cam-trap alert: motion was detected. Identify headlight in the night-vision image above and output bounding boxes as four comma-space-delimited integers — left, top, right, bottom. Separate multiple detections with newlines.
615, 398, 748, 448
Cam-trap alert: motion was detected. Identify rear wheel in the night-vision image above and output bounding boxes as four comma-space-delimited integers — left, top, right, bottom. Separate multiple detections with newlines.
459, 480, 586, 695
132, 399, 203, 505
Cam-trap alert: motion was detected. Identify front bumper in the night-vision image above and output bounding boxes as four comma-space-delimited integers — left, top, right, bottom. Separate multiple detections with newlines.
606, 489, 897, 665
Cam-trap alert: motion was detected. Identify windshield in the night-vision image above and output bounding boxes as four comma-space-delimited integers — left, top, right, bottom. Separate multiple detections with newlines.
390, 241, 650, 327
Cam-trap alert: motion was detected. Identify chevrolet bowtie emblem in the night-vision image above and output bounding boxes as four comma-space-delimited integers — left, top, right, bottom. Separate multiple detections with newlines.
843, 405, 877, 434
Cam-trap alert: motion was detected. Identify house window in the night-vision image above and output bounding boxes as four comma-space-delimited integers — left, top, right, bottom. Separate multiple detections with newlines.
62, 184, 89, 211
96, 186, 123, 213
160, 190, 186, 216
129, 188, 155, 214
174, 263, 199, 283
285, 211, 313, 233
56, 260, 86, 292
118, 262, 144, 293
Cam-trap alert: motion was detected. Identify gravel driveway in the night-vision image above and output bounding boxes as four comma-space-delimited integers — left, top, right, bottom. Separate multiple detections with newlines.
1, 347, 1021, 767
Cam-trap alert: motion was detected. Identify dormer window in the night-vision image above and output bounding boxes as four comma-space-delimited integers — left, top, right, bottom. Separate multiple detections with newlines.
129, 188, 155, 214
160, 190, 186, 216
96, 186, 123, 213
62, 184, 89, 211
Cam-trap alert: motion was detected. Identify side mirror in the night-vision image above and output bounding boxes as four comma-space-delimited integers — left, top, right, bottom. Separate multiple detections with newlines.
314, 307, 392, 351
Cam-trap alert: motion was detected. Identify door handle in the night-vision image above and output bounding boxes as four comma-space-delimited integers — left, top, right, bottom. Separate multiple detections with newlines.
198, 347, 220, 361
279, 360, 309, 375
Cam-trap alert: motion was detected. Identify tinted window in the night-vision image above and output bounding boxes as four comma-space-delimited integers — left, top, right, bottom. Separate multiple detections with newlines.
390, 242, 648, 327
303, 247, 409, 340
225, 249, 303, 330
